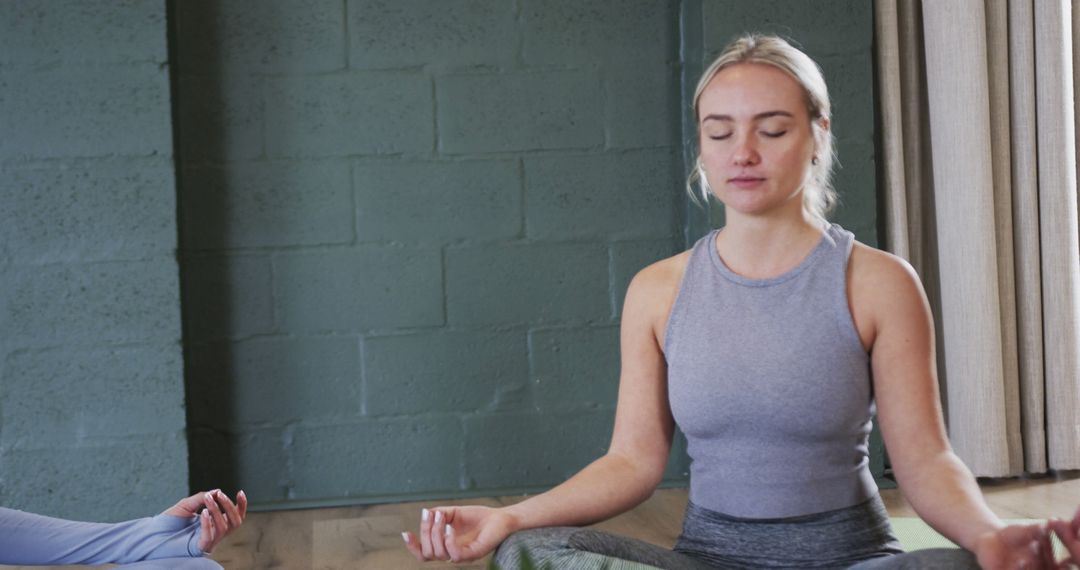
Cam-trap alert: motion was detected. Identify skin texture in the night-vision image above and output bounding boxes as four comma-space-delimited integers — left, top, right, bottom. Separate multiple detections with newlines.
405, 62, 1080, 569
162, 489, 248, 554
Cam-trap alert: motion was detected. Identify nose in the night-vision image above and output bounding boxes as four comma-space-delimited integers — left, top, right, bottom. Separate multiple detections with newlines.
732, 135, 760, 166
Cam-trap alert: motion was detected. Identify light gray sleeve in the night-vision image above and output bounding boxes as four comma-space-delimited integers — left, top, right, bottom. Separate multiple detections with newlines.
0, 507, 203, 565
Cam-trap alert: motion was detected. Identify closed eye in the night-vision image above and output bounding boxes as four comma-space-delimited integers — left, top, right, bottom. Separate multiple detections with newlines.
762, 130, 787, 138
708, 134, 732, 140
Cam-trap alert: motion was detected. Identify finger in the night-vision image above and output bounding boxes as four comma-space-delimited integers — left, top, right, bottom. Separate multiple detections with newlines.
199, 509, 216, 553
402, 531, 426, 562
1038, 527, 1056, 569
214, 490, 243, 529
419, 508, 434, 559
1026, 538, 1049, 570
204, 491, 230, 535
429, 510, 449, 560
446, 524, 469, 563
237, 490, 248, 520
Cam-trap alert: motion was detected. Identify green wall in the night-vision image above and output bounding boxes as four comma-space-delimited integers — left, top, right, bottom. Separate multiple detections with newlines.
174, 0, 691, 508
0, 0, 879, 516
0, 0, 188, 521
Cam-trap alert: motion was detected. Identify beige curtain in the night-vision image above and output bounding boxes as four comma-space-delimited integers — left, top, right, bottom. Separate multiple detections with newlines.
875, 0, 1080, 476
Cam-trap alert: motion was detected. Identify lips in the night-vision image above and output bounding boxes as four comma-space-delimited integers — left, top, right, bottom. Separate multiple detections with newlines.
728, 176, 765, 189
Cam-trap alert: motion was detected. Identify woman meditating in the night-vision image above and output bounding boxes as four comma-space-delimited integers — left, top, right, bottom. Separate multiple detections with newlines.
0, 489, 245, 568
403, 35, 1080, 569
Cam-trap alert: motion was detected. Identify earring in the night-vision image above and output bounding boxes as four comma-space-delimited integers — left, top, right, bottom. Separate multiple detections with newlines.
811, 156, 819, 166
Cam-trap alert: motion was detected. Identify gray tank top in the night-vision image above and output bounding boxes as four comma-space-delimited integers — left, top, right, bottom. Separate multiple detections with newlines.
665, 223, 877, 519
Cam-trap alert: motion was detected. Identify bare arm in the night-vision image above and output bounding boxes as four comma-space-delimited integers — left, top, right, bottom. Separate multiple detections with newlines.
503, 260, 679, 529
852, 246, 1053, 568
406, 256, 685, 563
855, 249, 999, 547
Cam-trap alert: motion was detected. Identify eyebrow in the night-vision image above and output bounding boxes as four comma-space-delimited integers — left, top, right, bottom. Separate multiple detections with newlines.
701, 110, 794, 122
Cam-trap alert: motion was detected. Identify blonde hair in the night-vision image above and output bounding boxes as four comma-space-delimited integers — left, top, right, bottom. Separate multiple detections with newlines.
687, 34, 838, 222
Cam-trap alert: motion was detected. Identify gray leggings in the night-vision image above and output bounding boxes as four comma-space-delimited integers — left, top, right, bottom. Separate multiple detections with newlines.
493, 496, 979, 569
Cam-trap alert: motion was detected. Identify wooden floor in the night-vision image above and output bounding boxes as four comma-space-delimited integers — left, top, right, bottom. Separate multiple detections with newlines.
6, 474, 1079, 569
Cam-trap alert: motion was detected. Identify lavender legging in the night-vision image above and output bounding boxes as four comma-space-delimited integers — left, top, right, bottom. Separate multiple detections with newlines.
493, 496, 980, 569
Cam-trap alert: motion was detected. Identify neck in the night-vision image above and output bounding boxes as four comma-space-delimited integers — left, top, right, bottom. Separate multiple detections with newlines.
715, 206, 826, 279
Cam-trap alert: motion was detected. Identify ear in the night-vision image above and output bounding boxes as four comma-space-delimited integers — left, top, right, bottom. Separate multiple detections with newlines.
812, 116, 830, 156
816, 116, 831, 133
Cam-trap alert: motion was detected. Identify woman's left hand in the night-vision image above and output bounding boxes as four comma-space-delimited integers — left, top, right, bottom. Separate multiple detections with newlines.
974, 521, 1061, 570
163, 489, 248, 553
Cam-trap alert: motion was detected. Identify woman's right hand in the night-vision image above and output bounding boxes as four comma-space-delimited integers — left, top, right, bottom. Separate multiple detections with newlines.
402, 505, 518, 563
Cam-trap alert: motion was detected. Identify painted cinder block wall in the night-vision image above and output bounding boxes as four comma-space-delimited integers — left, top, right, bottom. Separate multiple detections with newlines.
174, 0, 692, 508
0, 0, 189, 521
0, 0, 878, 517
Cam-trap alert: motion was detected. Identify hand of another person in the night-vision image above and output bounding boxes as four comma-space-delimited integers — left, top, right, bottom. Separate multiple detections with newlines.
403, 505, 517, 563
1047, 504, 1080, 568
974, 522, 1060, 570
163, 489, 248, 554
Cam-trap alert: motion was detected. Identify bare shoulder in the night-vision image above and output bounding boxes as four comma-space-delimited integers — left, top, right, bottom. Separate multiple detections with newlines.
848, 242, 923, 296
627, 250, 691, 305
623, 250, 692, 339
848, 242, 930, 347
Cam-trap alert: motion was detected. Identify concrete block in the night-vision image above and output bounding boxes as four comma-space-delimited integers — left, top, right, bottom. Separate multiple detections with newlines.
438, 71, 604, 154
0, 159, 175, 264
188, 427, 289, 502
817, 53, 875, 142
1, 345, 185, 448
610, 239, 680, 316
176, 74, 265, 162
364, 331, 529, 415
464, 410, 614, 489
348, 0, 516, 69
174, 0, 345, 74
605, 63, 681, 148
0, 259, 180, 349
290, 417, 462, 499
529, 327, 619, 410
0, 66, 172, 160
275, 246, 443, 332
524, 149, 680, 240
181, 254, 276, 342
830, 137, 877, 246
186, 336, 361, 431
354, 158, 521, 242
446, 242, 609, 326
701, 0, 871, 58
0, 0, 166, 65
181, 160, 353, 250
0, 434, 188, 521
265, 73, 433, 158
521, 0, 678, 65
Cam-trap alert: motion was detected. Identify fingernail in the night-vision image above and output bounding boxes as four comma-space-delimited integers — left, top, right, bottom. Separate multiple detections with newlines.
1030, 541, 1039, 554
445, 524, 451, 536
401, 532, 410, 544
422, 508, 429, 521
434, 510, 443, 524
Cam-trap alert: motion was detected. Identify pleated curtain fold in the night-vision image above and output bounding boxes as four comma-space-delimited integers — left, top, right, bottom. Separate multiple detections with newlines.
875, 0, 1080, 475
